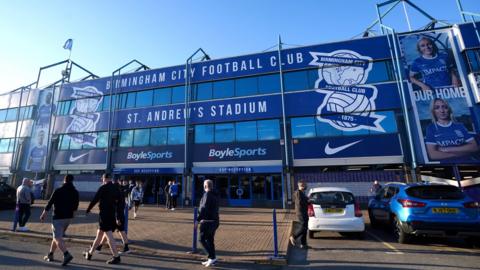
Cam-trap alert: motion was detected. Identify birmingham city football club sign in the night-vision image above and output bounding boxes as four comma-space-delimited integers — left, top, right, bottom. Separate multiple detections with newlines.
309, 50, 385, 132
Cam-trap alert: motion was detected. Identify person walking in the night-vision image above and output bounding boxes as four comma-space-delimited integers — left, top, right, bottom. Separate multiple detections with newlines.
40, 174, 79, 266
95, 178, 131, 255
169, 180, 179, 211
130, 181, 144, 219
84, 173, 122, 264
164, 181, 171, 209
16, 178, 33, 232
290, 180, 310, 249
195, 179, 219, 267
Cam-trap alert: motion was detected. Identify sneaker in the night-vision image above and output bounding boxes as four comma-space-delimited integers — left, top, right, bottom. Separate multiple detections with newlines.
94, 244, 102, 254
289, 236, 296, 246
83, 251, 92, 260
204, 258, 217, 267
62, 253, 73, 266
133, 213, 137, 219
106, 256, 121, 264
119, 245, 131, 254
171, 208, 175, 211
43, 253, 54, 262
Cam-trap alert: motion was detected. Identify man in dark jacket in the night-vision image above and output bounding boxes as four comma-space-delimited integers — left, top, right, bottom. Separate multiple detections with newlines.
84, 173, 122, 264
290, 180, 310, 249
40, 174, 79, 266
195, 179, 219, 267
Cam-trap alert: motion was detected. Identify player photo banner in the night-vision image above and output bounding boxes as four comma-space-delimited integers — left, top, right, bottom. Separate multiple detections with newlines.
24, 88, 57, 172
399, 30, 480, 164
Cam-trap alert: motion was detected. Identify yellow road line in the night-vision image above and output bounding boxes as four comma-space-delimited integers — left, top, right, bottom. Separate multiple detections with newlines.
366, 231, 404, 254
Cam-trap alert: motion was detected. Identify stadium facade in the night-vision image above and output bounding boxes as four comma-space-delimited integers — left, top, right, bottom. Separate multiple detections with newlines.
2, 21, 480, 208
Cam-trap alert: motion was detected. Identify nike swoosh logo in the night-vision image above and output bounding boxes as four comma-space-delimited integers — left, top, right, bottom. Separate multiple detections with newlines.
69, 153, 89, 162
324, 140, 362, 155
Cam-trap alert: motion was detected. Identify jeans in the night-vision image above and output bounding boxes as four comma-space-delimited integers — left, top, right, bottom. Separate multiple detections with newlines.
199, 221, 219, 259
18, 203, 31, 227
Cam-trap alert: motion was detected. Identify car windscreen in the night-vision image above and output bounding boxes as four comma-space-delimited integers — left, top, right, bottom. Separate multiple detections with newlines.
309, 191, 355, 205
405, 185, 465, 200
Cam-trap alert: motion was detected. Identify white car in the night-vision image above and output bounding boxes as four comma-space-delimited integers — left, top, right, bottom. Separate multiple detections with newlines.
307, 187, 365, 239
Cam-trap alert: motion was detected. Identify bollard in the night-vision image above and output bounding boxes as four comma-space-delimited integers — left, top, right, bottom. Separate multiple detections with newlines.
272, 208, 279, 258
12, 203, 19, 232
124, 203, 129, 234
189, 207, 198, 254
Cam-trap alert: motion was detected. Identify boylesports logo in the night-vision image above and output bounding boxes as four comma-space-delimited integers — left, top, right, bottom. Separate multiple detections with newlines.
127, 151, 173, 161
309, 50, 385, 132
208, 147, 267, 159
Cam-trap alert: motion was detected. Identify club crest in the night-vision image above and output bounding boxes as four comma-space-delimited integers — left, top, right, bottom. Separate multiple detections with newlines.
65, 86, 103, 146
309, 50, 385, 132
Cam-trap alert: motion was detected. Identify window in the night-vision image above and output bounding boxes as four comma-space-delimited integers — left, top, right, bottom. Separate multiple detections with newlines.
59, 135, 70, 150
151, 127, 168, 145
168, 126, 185, 145
258, 74, 280, 94
118, 93, 136, 109
195, 125, 214, 143
153, 88, 171, 105
235, 121, 257, 141
134, 129, 150, 147
5, 108, 18, 121
291, 117, 316, 138
136, 90, 153, 107
215, 123, 235, 143
0, 139, 9, 152
100, 95, 111, 111
213, 80, 234, 99
258, 119, 280, 140
96, 132, 108, 148
465, 49, 480, 73
171, 86, 185, 104
284, 70, 309, 92
7, 139, 16, 152
0, 110, 7, 122
366, 61, 394, 84
119, 130, 134, 147
235, 77, 257, 97
195, 82, 213, 101
69, 137, 82, 150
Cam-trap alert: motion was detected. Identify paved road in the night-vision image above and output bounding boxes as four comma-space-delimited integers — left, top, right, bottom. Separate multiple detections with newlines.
288, 226, 480, 270
1, 226, 479, 270
0, 235, 281, 270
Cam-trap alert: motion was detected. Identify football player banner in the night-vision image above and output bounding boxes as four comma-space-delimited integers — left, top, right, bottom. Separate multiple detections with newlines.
399, 30, 480, 164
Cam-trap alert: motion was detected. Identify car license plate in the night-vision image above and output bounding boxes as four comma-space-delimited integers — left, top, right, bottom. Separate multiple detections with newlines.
323, 208, 344, 214
432, 208, 459, 214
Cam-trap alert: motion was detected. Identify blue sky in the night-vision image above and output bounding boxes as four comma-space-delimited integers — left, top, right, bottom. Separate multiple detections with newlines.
0, 0, 478, 93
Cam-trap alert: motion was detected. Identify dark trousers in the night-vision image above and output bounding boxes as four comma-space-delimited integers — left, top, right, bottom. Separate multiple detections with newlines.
292, 217, 308, 246
165, 194, 171, 208
170, 195, 178, 208
18, 203, 31, 227
200, 222, 219, 259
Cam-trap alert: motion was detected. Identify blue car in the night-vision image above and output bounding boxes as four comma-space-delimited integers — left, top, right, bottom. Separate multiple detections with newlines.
368, 182, 480, 244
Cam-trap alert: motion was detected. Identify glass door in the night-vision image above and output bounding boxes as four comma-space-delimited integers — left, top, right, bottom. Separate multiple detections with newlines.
228, 175, 252, 207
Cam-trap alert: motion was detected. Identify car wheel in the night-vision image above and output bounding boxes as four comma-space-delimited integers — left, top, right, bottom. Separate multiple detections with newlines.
308, 230, 316, 239
368, 209, 379, 229
393, 216, 409, 244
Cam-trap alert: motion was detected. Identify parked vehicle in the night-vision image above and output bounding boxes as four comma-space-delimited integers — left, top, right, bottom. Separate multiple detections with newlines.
0, 181, 16, 210
307, 187, 365, 239
368, 182, 480, 244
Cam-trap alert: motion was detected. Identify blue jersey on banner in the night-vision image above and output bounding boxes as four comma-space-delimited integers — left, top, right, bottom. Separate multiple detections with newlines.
410, 53, 453, 88
37, 104, 55, 127
28, 145, 47, 171
425, 122, 474, 147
